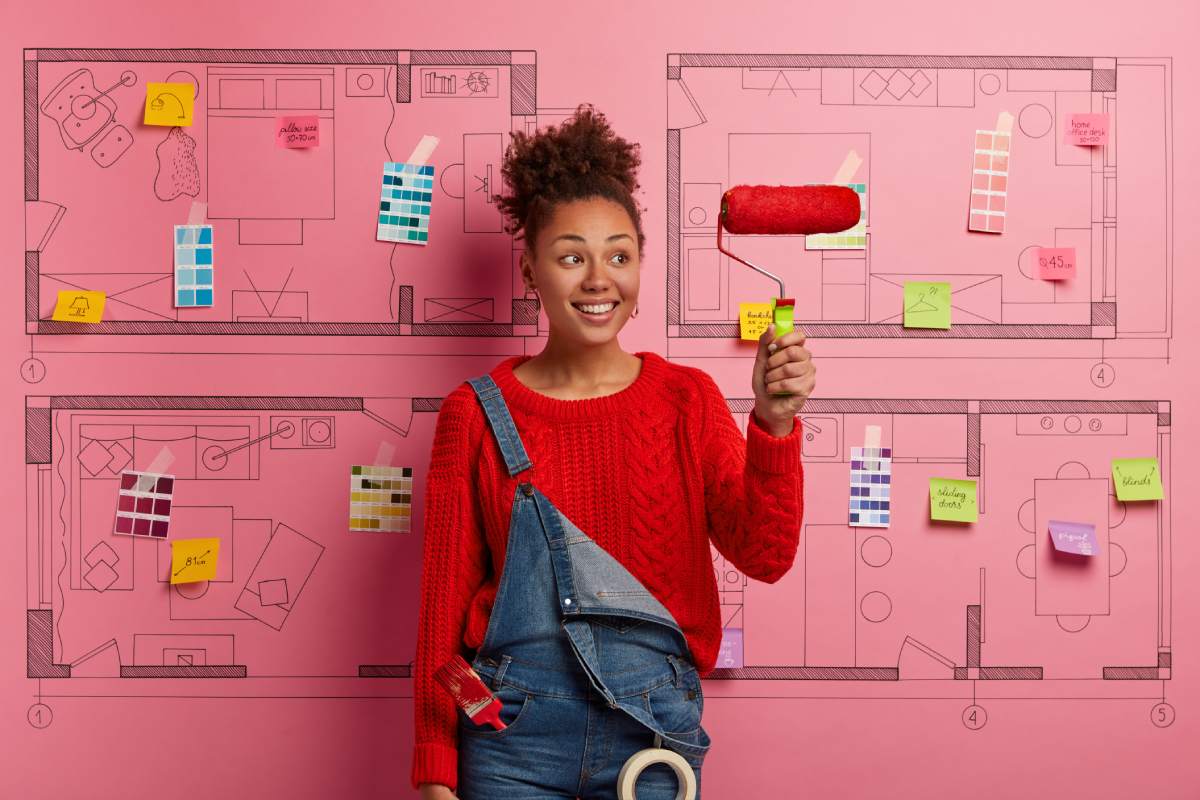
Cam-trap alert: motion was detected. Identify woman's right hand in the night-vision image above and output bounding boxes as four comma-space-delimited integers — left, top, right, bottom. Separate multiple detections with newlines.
419, 783, 458, 800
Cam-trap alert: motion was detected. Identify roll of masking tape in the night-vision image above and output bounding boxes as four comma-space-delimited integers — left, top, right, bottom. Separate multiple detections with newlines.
616, 747, 696, 800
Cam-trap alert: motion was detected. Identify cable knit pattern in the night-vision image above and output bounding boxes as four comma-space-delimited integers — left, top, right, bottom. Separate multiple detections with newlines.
411, 351, 804, 791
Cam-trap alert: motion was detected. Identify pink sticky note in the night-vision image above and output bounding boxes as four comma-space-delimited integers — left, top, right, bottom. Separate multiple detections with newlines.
276, 115, 320, 148
1065, 114, 1109, 146
1037, 247, 1076, 280
1048, 520, 1099, 556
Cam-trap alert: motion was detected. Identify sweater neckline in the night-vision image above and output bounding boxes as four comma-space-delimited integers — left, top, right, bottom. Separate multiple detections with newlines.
492, 351, 666, 420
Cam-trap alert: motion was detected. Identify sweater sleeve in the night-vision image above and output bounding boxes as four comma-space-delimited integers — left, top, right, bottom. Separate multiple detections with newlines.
411, 385, 489, 792
696, 369, 804, 584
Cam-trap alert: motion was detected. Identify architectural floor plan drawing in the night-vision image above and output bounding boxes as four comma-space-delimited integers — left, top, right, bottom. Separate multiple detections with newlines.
24, 390, 1174, 729
25, 48, 549, 338
666, 55, 1173, 358
705, 397, 1173, 724
24, 394, 439, 694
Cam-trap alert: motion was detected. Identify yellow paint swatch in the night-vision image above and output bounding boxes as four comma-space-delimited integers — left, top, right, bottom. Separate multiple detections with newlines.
144, 82, 194, 126
1111, 458, 1164, 501
170, 537, 219, 584
739, 302, 773, 340
51, 290, 105, 323
930, 477, 978, 523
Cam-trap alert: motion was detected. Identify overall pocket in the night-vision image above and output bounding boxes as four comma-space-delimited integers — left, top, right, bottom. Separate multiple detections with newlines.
457, 682, 534, 738
642, 667, 703, 736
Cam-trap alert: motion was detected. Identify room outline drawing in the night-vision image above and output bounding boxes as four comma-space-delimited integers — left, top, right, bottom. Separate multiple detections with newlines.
665, 53, 1173, 359
24, 47, 548, 338
24, 392, 1174, 729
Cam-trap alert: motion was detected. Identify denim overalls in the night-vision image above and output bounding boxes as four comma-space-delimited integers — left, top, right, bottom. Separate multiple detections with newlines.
456, 375, 711, 799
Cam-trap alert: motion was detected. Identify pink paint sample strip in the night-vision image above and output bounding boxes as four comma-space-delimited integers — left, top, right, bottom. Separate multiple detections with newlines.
114, 471, 174, 538
968, 116, 1012, 234
1037, 247, 1077, 280
1065, 113, 1109, 146
276, 115, 319, 148
1048, 520, 1099, 556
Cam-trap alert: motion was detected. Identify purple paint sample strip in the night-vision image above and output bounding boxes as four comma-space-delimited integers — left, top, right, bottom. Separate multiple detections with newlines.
849, 446, 891, 527
1048, 520, 1099, 556
717, 628, 744, 668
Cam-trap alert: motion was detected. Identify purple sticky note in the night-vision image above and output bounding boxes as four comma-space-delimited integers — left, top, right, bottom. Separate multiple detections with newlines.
717, 628, 743, 668
1048, 520, 1099, 556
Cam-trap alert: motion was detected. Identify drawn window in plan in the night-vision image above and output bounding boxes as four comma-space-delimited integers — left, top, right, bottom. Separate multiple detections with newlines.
24, 48, 558, 337
666, 55, 1172, 355
709, 397, 1171, 703
24, 395, 442, 687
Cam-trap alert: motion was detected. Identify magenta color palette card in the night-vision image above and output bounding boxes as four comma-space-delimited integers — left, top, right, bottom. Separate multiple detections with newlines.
114, 470, 175, 538
1048, 520, 1099, 556
1037, 247, 1076, 280
1065, 113, 1109, 146
717, 628, 744, 668
276, 115, 319, 148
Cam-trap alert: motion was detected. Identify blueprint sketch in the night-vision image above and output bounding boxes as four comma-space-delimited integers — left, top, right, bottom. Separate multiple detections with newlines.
6, 26, 1194, 800
665, 54, 1173, 386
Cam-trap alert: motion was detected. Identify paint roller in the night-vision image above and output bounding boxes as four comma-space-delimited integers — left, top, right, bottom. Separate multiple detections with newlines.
717, 183, 860, 395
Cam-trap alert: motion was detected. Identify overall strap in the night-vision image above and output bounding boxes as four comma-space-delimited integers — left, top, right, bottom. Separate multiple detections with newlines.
466, 375, 533, 477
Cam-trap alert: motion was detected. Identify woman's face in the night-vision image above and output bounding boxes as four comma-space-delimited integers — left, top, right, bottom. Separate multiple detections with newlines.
522, 197, 641, 347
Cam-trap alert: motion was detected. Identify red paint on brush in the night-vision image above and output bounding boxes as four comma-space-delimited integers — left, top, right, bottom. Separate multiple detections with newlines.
720, 185, 861, 235
434, 655, 507, 730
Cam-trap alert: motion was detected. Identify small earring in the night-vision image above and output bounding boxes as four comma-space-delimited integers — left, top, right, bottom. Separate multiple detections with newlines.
631, 304, 639, 318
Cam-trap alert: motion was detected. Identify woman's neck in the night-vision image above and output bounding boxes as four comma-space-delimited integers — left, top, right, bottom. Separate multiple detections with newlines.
513, 338, 642, 400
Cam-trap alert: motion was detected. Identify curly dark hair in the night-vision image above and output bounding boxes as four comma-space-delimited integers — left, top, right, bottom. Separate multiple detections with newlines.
495, 103, 644, 256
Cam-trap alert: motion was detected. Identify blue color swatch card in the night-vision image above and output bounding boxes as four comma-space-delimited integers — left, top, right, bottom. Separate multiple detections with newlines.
849, 445, 891, 527
377, 162, 434, 245
174, 224, 214, 307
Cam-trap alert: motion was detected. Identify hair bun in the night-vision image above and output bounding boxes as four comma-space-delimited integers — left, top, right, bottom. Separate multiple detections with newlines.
496, 104, 643, 247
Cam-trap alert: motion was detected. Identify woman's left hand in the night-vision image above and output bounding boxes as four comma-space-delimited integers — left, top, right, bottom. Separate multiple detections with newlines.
751, 323, 815, 436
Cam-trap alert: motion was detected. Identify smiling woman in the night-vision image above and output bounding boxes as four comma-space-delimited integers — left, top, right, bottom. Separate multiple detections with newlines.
495, 104, 647, 396
412, 104, 809, 800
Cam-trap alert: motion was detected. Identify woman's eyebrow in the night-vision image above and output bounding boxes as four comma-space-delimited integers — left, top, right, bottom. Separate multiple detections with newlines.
550, 233, 635, 244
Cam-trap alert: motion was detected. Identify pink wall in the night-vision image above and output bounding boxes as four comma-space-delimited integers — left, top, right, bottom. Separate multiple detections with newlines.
3, 1, 1199, 797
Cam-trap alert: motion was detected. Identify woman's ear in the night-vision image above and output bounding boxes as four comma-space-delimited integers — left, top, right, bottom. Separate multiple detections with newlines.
520, 250, 537, 292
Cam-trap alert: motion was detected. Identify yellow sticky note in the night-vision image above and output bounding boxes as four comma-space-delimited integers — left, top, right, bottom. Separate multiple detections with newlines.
739, 302, 773, 341
170, 537, 220, 584
904, 281, 951, 329
1111, 458, 1163, 501
930, 477, 978, 522
51, 290, 105, 323
144, 82, 194, 126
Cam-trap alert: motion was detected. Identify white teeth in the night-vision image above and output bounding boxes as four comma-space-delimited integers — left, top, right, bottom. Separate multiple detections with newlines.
576, 302, 615, 314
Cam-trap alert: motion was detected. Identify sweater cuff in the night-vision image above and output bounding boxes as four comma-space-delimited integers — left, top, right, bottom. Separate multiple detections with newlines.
411, 741, 458, 792
747, 410, 802, 474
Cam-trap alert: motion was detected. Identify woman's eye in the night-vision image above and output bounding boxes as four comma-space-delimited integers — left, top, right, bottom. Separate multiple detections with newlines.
611, 253, 629, 265
561, 254, 582, 265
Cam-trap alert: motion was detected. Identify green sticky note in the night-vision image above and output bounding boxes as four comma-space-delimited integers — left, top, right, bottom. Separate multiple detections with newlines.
904, 281, 951, 329
930, 477, 978, 522
1111, 458, 1163, 501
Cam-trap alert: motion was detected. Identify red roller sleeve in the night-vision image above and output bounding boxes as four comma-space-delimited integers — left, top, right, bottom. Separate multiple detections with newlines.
720, 185, 861, 235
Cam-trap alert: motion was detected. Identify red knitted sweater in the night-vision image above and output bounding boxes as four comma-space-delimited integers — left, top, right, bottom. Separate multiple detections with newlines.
412, 350, 804, 791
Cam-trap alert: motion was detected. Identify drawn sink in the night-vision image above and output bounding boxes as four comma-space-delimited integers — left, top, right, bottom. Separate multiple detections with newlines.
800, 416, 839, 458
